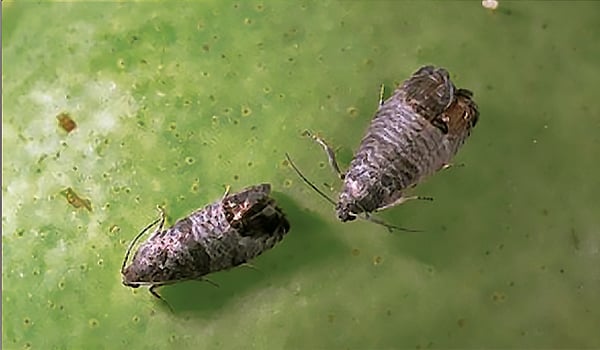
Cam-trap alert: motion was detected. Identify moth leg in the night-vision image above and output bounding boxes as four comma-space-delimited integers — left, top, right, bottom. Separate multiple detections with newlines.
362, 213, 396, 233
377, 195, 434, 212
148, 284, 174, 312
156, 206, 166, 231
240, 262, 260, 272
440, 162, 465, 171
352, 202, 421, 233
303, 130, 345, 180
200, 277, 220, 288
360, 212, 421, 233
378, 84, 385, 106
222, 185, 231, 199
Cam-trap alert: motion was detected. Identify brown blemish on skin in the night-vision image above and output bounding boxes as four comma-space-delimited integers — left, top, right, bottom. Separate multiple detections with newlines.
56, 112, 76, 133
60, 187, 92, 211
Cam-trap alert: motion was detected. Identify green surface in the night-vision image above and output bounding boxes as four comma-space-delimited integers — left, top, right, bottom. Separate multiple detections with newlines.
3, 1, 599, 349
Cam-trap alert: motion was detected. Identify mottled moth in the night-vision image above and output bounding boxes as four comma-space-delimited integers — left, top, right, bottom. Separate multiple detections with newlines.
121, 183, 290, 304
288, 65, 479, 231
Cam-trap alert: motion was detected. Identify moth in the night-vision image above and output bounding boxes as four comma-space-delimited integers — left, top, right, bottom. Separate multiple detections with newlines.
287, 65, 479, 231
121, 183, 290, 304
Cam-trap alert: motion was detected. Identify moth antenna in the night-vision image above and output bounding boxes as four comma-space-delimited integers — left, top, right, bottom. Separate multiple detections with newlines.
121, 208, 165, 273
149, 285, 174, 312
285, 152, 337, 206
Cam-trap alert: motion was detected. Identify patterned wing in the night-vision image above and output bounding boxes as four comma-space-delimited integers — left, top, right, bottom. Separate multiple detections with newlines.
400, 65, 455, 128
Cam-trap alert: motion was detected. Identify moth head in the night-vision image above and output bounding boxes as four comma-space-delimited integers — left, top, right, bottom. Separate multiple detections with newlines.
336, 202, 359, 222
121, 265, 142, 288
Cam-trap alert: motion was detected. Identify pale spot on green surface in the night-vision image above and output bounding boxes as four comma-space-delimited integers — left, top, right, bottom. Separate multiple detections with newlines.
88, 318, 99, 328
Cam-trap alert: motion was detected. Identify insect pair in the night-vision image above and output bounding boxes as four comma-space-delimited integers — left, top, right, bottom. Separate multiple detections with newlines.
121, 65, 479, 306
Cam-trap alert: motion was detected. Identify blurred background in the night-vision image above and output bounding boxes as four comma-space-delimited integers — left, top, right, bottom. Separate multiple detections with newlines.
3, 1, 599, 348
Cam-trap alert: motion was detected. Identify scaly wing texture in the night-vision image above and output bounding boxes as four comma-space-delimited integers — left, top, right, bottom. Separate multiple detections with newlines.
401, 66, 454, 121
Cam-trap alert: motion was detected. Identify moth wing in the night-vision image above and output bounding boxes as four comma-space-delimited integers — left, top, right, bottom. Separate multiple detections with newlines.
401, 65, 455, 123
224, 183, 271, 204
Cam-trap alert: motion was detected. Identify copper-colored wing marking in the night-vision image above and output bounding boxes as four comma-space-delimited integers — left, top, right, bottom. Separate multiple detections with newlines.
401, 66, 455, 127
441, 88, 479, 136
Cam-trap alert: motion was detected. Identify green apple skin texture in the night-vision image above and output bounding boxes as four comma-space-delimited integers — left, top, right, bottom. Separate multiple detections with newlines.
3, 1, 600, 349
